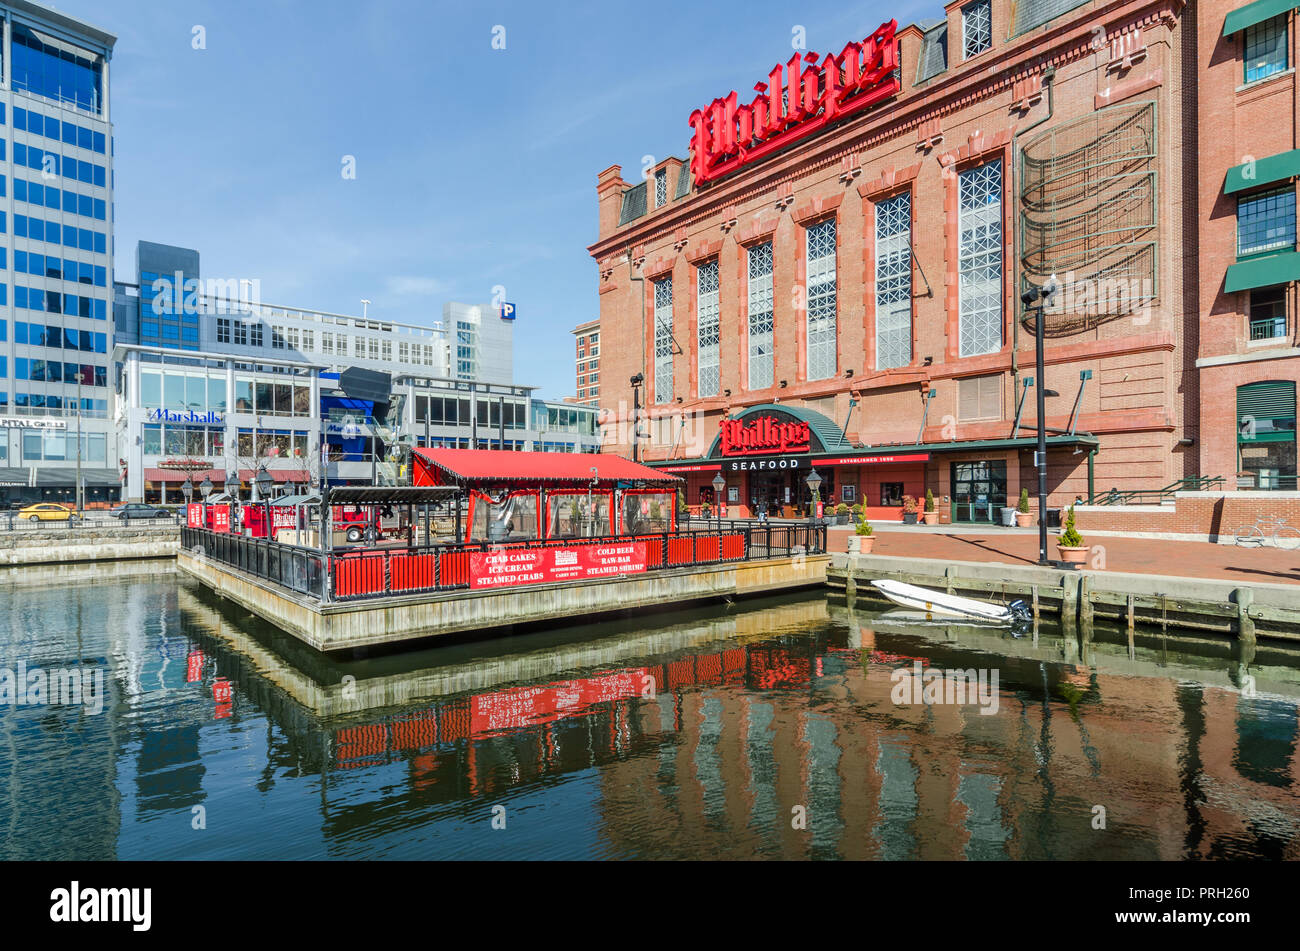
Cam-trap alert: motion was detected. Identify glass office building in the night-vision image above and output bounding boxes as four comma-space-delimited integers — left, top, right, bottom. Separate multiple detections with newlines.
0, 1, 117, 505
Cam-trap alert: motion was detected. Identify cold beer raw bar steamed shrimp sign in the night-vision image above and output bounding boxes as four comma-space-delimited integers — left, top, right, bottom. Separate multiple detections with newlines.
470, 542, 648, 589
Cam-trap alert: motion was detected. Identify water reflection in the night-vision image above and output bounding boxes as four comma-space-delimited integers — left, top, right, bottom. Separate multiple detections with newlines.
0, 564, 1298, 860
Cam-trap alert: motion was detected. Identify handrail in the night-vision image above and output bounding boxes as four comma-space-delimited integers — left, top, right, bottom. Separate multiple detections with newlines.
181, 522, 826, 603
1087, 475, 1225, 505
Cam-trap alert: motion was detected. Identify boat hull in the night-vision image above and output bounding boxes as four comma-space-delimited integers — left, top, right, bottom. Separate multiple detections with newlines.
870, 579, 1012, 622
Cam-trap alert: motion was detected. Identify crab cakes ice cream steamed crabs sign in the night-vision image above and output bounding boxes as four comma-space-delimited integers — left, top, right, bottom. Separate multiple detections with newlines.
470, 542, 648, 589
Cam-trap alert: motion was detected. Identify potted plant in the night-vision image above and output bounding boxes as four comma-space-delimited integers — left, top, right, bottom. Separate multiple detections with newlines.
848, 516, 874, 554
835, 502, 849, 525
851, 502, 864, 524
1057, 504, 1089, 564
701, 500, 712, 520
922, 489, 938, 525
901, 495, 919, 525
1015, 488, 1034, 527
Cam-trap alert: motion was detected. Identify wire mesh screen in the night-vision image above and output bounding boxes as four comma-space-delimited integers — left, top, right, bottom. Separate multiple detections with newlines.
1019, 100, 1157, 336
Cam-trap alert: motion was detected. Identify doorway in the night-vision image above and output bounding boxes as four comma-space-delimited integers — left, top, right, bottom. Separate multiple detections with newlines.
950, 461, 1006, 523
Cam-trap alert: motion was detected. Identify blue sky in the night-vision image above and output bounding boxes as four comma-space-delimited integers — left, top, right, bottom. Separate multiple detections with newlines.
62, 0, 932, 399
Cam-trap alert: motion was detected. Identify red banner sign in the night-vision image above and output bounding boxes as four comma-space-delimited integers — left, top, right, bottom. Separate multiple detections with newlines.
470, 542, 647, 589
187, 504, 204, 528
689, 20, 899, 186
210, 504, 231, 533
820, 453, 931, 466
719, 416, 811, 456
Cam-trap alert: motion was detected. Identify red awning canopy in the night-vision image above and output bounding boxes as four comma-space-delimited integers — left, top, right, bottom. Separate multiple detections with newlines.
238, 468, 310, 484
411, 448, 681, 489
144, 467, 226, 484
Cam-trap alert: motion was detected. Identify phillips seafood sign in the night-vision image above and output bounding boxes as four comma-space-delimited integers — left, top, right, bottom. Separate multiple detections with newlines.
719, 416, 812, 456
688, 20, 900, 186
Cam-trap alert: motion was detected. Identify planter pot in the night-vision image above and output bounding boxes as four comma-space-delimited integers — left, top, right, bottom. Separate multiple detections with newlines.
847, 535, 860, 554
902, 513, 919, 525
922, 512, 938, 525
848, 534, 874, 554
836, 514, 850, 525
1057, 545, 1089, 565
1015, 511, 1034, 527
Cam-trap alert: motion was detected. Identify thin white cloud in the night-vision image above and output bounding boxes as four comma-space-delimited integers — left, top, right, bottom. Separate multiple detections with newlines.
385, 276, 449, 297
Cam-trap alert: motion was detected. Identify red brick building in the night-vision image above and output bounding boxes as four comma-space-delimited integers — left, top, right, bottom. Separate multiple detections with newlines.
572, 319, 601, 406
1198, 0, 1300, 493
587, 0, 1300, 523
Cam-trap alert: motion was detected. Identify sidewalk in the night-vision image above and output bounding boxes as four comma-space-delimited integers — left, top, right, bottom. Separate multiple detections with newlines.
826, 525, 1300, 587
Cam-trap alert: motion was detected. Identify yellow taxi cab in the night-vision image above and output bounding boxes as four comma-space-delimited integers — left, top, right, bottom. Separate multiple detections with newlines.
16, 503, 78, 522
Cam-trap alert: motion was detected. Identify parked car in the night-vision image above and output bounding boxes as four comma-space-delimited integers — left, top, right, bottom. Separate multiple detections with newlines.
17, 503, 77, 522
110, 503, 173, 520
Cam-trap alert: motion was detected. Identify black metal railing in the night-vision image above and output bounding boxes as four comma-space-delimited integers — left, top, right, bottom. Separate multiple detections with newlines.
180, 522, 826, 604
182, 526, 327, 598
1087, 476, 1225, 505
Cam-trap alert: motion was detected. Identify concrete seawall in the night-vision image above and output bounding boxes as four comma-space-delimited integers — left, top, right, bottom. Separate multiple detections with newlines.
178, 547, 829, 652
0, 526, 180, 566
827, 552, 1300, 643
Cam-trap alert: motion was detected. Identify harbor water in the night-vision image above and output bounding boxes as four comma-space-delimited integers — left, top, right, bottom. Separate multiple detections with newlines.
2, 561, 1298, 860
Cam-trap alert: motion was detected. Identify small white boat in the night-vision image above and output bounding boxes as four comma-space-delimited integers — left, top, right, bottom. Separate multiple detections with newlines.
871, 579, 1030, 624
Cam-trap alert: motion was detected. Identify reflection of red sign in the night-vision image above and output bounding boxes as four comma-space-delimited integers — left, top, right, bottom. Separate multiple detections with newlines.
689, 20, 899, 186
469, 542, 647, 589
186, 650, 205, 683
719, 416, 811, 456
213, 678, 233, 703
471, 670, 647, 734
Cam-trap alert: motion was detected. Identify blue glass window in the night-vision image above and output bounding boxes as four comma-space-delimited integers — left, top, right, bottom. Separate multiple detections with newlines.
77, 194, 92, 217
93, 165, 105, 187
44, 188, 58, 211
77, 127, 91, 150
94, 232, 105, 254
14, 180, 27, 202
92, 131, 105, 154
0, 176, 6, 199
14, 216, 27, 239
45, 116, 59, 139
62, 121, 75, 144
13, 144, 25, 167
95, 332, 106, 353
13, 107, 26, 131
93, 299, 106, 320
11, 24, 104, 115
93, 198, 106, 220
14, 252, 24, 273
15, 287, 27, 310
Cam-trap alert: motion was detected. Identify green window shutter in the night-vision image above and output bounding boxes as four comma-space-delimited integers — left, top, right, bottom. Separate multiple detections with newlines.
1226, 149, 1300, 194
1224, 0, 1298, 36
1238, 382, 1297, 442
1225, 250, 1300, 292
1238, 380, 1295, 416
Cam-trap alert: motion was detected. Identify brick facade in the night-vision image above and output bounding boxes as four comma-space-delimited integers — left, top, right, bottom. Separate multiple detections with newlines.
588, 0, 1298, 519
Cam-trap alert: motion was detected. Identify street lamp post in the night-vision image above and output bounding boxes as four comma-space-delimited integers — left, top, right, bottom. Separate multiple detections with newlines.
256, 465, 273, 540
200, 475, 212, 527
805, 467, 823, 551
712, 473, 725, 534
181, 477, 193, 506
1021, 276, 1059, 566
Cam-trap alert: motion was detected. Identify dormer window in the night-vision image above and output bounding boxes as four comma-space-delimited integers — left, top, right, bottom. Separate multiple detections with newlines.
655, 168, 668, 208
962, 0, 992, 59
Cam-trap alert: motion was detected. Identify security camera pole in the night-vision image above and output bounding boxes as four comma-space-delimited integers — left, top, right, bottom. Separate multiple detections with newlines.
1023, 276, 1058, 565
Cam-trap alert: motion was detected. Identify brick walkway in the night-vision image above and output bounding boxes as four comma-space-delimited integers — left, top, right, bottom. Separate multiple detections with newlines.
826, 526, 1300, 587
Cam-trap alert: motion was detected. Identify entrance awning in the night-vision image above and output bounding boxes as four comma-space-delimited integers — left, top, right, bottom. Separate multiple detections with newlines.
649, 433, 1100, 472
34, 467, 121, 486
1223, 0, 1297, 36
